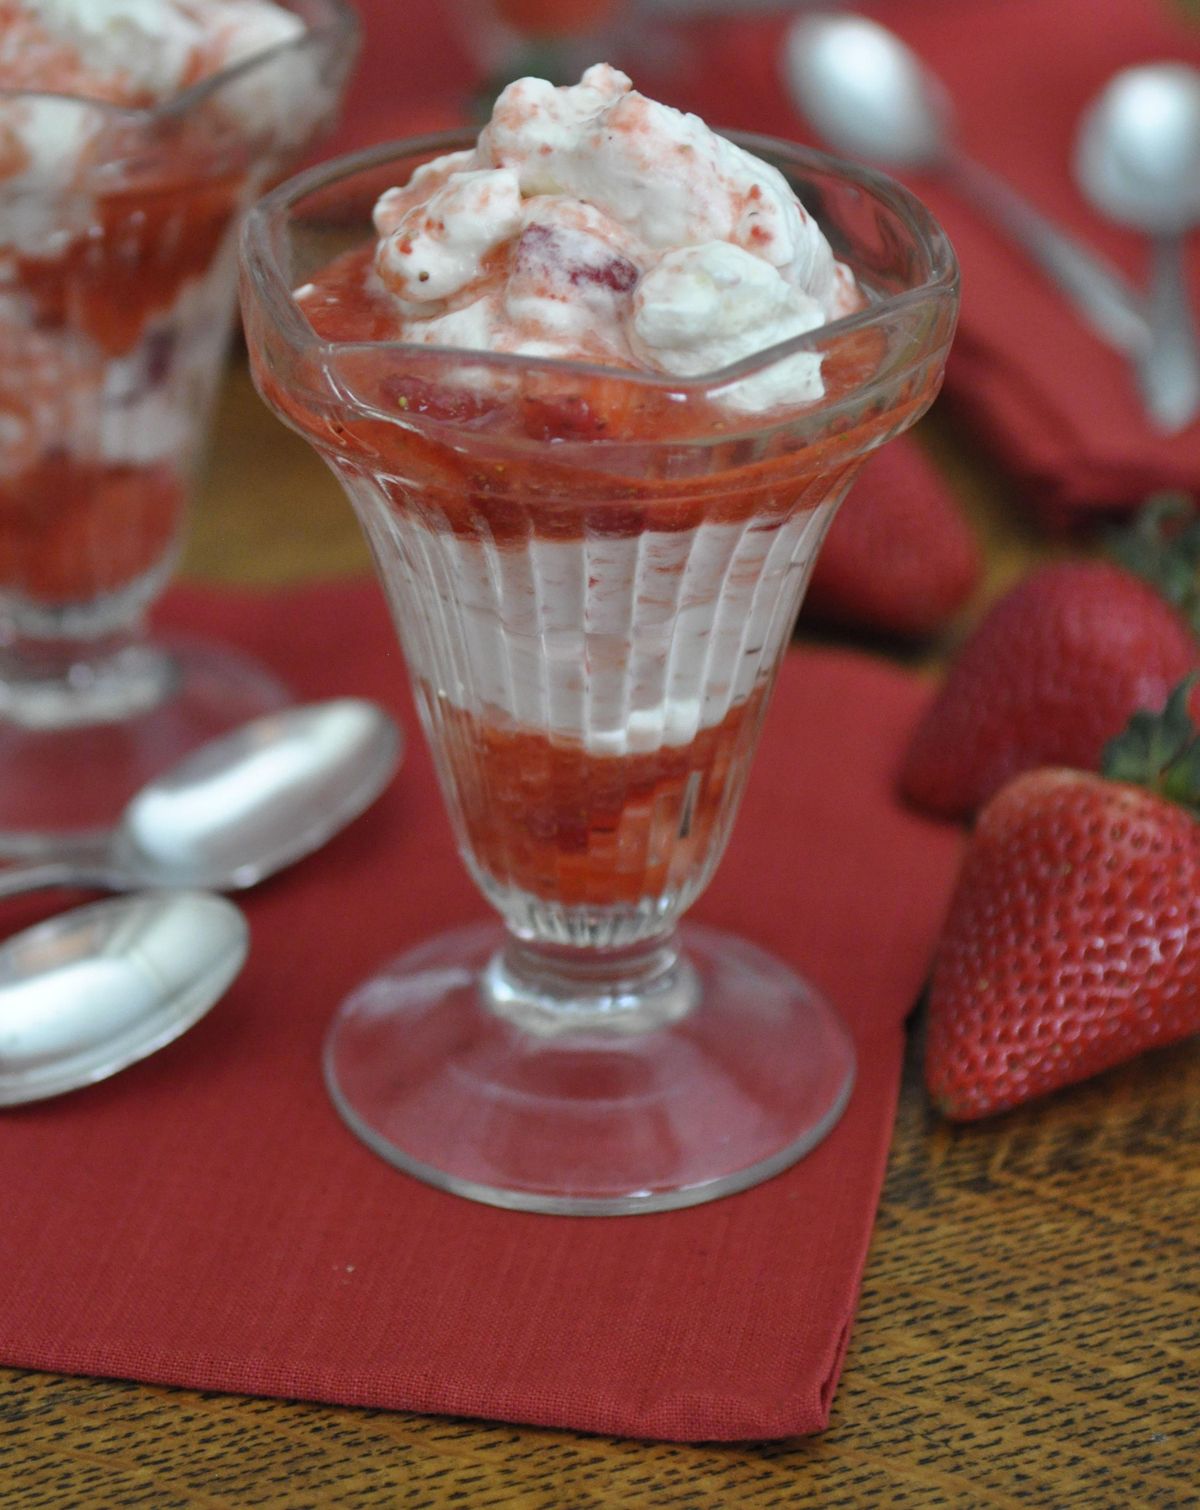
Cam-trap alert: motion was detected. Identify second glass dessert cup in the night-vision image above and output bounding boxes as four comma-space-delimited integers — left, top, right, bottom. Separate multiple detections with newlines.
241, 132, 958, 1214
0, 0, 358, 853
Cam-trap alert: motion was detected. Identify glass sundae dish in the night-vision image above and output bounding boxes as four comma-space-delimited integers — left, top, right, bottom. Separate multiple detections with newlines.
241, 66, 958, 1213
0, 0, 358, 849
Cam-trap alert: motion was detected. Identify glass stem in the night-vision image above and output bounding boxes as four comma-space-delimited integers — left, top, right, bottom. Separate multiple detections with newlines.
0, 623, 177, 730
481, 927, 700, 1036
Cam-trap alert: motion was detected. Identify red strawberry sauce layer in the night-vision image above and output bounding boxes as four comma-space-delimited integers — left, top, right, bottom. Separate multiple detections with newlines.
433, 684, 768, 908
0, 455, 185, 604
284, 244, 932, 541
14, 168, 243, 358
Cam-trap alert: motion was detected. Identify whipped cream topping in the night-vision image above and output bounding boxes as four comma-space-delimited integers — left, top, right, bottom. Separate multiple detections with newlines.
0, 0, 310, 197
0, 0, 315, 250
17, 0, 208, 101
364, 65, 859, 410
0, 0, 304, 105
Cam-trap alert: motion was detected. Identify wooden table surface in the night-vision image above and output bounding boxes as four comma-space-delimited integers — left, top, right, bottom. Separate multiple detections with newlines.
1, 366, 1197, 1509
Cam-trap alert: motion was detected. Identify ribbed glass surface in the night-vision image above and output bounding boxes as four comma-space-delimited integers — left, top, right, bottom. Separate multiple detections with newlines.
342, 463, 858, 947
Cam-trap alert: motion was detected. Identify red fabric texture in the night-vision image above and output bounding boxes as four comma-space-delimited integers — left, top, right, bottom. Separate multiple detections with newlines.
328, 0, 1200, 527
876, 0, 1200, 527
0, 581, 963, 1441
660, 0, 1200, 528
321, 3, 475, 155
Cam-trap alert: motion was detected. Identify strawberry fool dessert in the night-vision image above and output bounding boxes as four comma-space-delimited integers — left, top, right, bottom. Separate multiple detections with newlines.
250, 65, 955, 939
0, 0, 350, 629
244, 67, 956, 1211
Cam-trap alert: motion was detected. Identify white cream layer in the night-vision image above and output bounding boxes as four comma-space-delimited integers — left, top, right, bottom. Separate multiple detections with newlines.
97, 240, 240, 467
0, 96, 98, 252
365, 500, 836, 755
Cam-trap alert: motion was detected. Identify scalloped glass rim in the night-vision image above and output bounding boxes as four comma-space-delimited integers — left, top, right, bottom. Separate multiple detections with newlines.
240, 125, 960, 430
0, 0, 359, 121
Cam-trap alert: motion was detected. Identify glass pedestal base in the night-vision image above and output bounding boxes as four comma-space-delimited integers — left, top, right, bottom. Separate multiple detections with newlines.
0, 634, 290, 856
324, 920, 856, 1215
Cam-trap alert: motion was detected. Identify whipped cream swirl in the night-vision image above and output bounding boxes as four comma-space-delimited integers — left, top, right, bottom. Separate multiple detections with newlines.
368, 65, 860, 411
0, 0, 313, 242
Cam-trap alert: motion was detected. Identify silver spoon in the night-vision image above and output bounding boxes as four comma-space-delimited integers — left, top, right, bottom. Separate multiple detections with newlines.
1075, 63, 1200, 434
0, 890, 248, 1105
0, 698, 402, 900
782, 10, 1150, 356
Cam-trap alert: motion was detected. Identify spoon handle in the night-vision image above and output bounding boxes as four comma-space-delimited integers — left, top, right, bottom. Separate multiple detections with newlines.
945, 154, 1150, 355
0, 859, 122, 899
1138, 235, 1200, 436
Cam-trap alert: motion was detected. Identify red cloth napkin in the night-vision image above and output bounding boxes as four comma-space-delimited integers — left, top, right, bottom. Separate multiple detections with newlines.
654, 0, 1200, 528
0, 580, 962, 1441
856, 0, 1200, 527
329, 0, 1200, 528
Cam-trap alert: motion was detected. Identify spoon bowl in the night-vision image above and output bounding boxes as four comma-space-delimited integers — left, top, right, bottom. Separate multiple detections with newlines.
783, 10, 948, 171
0, 698, 403, 900
1075, 63, 1200, 235
1076, 62, 1200, 433
0, 891, 248, 1105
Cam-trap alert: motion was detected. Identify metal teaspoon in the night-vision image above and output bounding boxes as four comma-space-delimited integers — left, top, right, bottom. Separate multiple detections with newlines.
1075, 62, 1200, 434
0, 890, 248, 1104
0, 698, 403, 900
782, 10, 1150, 356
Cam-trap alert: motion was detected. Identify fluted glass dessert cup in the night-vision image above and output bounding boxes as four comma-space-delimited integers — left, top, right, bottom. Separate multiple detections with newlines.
0, 0, 358, 852
241, 132, 958, 1214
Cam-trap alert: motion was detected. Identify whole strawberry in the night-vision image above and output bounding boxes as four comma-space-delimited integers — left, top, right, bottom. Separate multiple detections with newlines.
925, 682, 1200, 1120
804, 436, 982, 640
900, 551, 1199, 821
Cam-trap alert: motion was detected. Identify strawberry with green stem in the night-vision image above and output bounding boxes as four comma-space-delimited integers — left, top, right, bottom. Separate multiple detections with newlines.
925, 677, 1200, 1120
901, 495, 1200, 821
